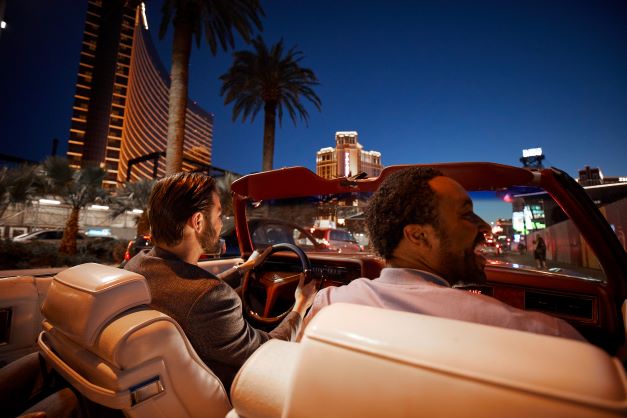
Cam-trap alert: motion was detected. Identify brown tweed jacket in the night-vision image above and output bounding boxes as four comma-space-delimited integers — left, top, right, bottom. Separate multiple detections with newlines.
125, 247, 301, 393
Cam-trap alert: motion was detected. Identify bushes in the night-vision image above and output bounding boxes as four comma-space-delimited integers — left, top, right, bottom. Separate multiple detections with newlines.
0, 238, 127, 270
79, 237, 127, 262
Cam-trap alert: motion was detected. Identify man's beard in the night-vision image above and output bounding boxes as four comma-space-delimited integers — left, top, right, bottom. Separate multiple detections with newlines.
437, 228, 487, 285
197, 222, 220, 255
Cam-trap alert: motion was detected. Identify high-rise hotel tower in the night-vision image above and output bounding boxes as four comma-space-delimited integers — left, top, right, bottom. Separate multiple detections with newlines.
67, 1, 213, 187
316, 131, 383, 179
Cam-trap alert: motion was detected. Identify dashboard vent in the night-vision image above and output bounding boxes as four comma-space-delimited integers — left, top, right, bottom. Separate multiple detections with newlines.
525, 291, 594, 320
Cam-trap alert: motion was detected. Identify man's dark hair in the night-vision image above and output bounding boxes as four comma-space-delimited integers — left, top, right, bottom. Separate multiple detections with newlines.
365, 167, 443, 259
148, 172, 217, 246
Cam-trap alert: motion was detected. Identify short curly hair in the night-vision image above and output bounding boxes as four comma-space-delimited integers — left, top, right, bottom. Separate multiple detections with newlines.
365, 167, 443, 259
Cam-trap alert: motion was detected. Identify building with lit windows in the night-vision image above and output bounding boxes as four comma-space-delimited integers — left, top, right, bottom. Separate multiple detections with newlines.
67, 1, 213, 188
577, 165, 627, 187
316, 131, 382, 179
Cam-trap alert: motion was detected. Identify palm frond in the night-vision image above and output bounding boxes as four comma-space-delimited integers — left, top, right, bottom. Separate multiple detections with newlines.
220, 36, 321, 125
109, 179, 155, 219
162, 0, 264, 54
219, 36, 322, 170
41, 157, 106, 209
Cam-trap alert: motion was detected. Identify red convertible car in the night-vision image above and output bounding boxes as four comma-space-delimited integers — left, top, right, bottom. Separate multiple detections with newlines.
0, 162, 625, 417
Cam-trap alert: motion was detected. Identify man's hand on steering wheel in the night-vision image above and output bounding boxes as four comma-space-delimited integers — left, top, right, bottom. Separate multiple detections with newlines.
238, 246, 273, 274
241, 243, 318, 325
293, 273, 317, 318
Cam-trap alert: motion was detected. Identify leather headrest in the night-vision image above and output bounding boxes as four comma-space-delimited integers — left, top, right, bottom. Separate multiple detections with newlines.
41, 263, 151, 347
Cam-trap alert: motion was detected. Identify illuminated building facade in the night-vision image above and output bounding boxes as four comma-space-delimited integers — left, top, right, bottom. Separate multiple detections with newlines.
577, 165, 627, 187
316, 131, 382, 179
67, 1, 213, 187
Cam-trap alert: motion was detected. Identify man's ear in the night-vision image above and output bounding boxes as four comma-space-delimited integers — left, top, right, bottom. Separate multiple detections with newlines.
404, 224, 435, 249
188, 211, 203, 233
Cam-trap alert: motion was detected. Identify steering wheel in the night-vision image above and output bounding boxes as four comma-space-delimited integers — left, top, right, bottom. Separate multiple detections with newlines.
241, 243, 312, 326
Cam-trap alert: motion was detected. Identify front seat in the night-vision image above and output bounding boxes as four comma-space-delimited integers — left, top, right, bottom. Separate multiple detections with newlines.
37, 262, 231, 418
228, 303, 627, 418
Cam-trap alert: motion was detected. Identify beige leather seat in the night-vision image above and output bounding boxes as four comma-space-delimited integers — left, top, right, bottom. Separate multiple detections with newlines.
229, 303, 627, 418
37, 263, 231, 418
0, 274, 53, 365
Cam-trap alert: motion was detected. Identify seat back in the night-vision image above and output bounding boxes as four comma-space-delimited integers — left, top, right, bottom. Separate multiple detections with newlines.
0, 275, 53, 366
38, 263, 231, 418
230, 303, 627, 418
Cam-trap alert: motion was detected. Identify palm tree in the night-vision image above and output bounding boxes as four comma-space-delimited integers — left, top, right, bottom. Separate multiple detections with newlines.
214, 171, 240, 217
220, 36, 322, 171
42, 157, 106, 255
0, 165, 42, 220
159, 0, 264, 175
108, 179, 155, 236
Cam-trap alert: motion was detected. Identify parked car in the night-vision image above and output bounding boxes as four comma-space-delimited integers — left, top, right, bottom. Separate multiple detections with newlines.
12, 229, 86, 242
121, 234, 152, 263
309, 227, 362, 252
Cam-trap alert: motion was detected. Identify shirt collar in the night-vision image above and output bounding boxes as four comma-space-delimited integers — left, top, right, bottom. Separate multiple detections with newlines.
379, 267, 451, 287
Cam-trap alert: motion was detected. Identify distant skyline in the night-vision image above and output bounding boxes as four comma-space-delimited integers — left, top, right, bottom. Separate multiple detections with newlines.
1, 0, 626, 178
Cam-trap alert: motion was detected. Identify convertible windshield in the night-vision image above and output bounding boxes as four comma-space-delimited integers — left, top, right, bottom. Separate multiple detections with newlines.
244, 186, 608, 283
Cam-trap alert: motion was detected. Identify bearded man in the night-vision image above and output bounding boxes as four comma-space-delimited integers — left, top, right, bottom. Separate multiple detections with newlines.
299, 167, 583, 341
125, 172, 316, 392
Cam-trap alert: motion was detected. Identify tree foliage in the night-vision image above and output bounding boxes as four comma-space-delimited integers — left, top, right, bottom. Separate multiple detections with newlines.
0, 165, 42, 220
220, 36, 321, 171
41, 157, 106, 255
108, 179, 155, 236
214, 172, 241, 217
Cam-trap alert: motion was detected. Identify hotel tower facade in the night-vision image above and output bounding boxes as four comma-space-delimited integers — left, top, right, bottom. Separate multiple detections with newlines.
316, 131, 383, 179
67, 1, 213, 188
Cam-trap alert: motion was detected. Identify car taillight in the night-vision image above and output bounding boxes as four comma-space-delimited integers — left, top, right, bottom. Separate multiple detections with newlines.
124, 240, 133, 261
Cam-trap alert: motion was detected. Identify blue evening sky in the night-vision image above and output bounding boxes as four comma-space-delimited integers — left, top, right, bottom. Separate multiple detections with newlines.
1, 0, 625, 178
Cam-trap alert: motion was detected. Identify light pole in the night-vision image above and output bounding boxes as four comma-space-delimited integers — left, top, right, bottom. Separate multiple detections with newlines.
0, 0, 7, 41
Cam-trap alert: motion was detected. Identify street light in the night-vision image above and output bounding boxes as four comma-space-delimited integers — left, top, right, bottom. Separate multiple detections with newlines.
0, 0, 6, 40
89, 204, 110, 211
39, 199, 61, 205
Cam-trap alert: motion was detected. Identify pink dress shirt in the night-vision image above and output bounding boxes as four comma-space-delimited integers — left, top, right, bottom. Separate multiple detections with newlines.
299, 267, 585, 342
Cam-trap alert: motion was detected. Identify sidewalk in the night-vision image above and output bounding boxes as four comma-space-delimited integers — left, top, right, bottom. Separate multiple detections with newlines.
495, 252, 605, 280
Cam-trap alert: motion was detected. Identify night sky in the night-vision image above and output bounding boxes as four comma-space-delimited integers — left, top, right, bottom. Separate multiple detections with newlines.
1, 0, 626, 178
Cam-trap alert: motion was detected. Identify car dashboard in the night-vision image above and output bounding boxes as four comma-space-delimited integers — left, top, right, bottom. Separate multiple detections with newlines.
246, 251, 616, 351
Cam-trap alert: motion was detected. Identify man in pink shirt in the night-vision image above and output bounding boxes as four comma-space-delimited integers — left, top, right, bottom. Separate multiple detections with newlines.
300, 167, 584, 341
